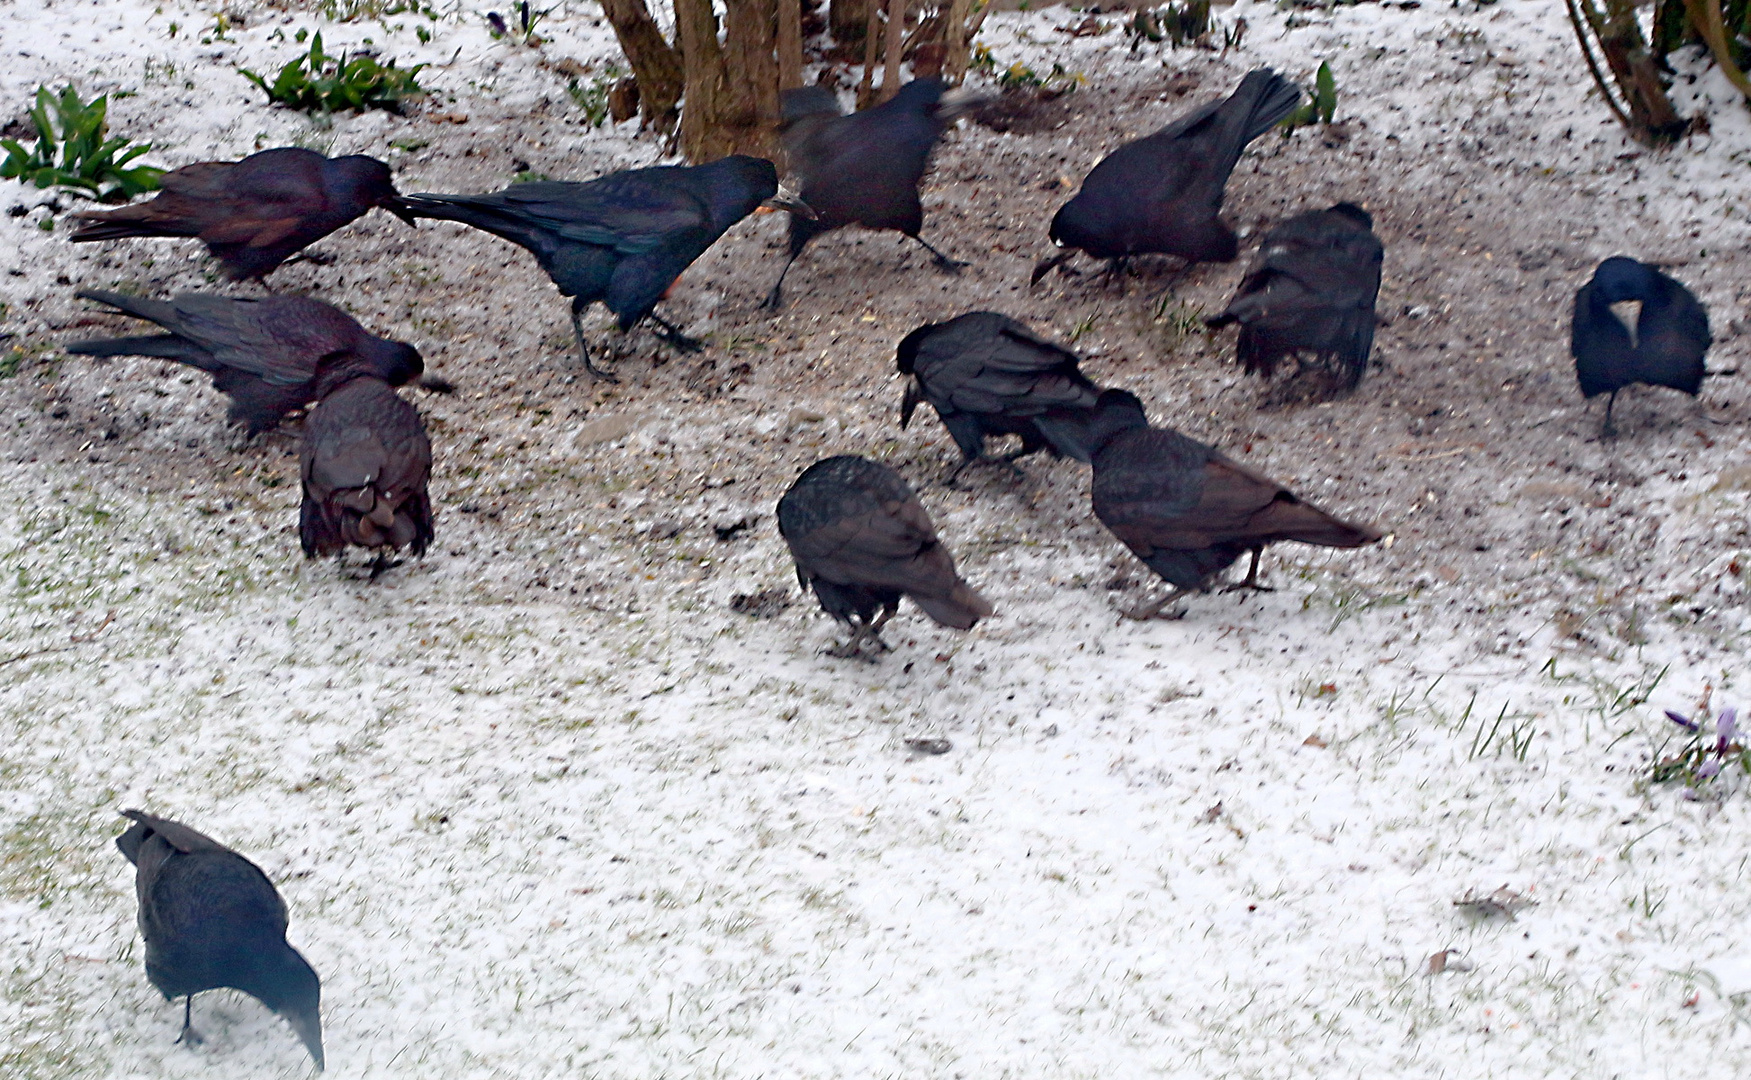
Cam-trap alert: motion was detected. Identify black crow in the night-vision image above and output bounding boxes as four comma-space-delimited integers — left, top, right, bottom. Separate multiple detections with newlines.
777, 455, 993, 656
66, 290, 439, 435
896, 311, 1100, 481
1034, 69, 1301, 282
395, 155, 791, 380
115, 810, 323, 1070
1571, 256, 1711, 435
1088, 390, 1380, 619
1206, 202, 1383, 391
765, 78, 968, 308
300, 359, 434, 575
71, 148, 412, 281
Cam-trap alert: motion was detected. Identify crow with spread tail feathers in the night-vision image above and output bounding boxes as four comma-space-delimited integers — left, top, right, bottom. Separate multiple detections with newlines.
778, 455, 993, 657
300, 356, 434, 576
66, 290, 443, 435
896, 311, 1101, 481
1087, 390, 1381, 620
1034, 69, 1302, 282
1206, 203, 1384, 392
1570, 256, 1711, 435
115, 810, 324, 1070
765, 79, 970, 308
394, 155, 796, 380
71, 148, 412, 281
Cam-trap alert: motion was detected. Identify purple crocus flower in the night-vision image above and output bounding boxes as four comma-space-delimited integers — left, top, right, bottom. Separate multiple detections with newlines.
1698, 758, 1722, 781
1716, 708, 1738, 754
1667, 710, 1700, 732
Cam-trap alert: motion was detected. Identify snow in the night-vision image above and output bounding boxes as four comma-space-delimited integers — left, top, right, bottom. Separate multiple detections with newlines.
3, 1, 1751, 1077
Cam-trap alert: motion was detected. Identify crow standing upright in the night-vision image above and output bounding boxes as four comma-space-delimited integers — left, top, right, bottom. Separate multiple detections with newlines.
70, 148, 412, 281
777, 455, 993, 657
765, 79, 968, 308
1087, 390, 1380, 620
299, 355, 434, 574
1206, 203, 1384, 391
1034, 69, 1302, 281
115, 811, 324, 1070
896, 311, 1101, 480
1571, 256, 1711, 435
66, 290, 436, 435
394, 155, 791, 380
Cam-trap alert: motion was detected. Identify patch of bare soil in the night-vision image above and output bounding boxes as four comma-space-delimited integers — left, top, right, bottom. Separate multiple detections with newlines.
2, 42, 1747, 661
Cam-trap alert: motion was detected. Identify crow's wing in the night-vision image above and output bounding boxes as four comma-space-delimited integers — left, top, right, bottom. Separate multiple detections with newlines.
165, 296, 354, 385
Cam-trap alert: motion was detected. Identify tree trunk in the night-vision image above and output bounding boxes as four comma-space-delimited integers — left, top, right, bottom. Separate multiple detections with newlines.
676, 0, 783, 163
879, 0, 907, 102
600, 0, 684, 133
675, 0, 732, 161
723, 0, 783, 160
1593, 0, 1689, 143
779, 0, 804, 90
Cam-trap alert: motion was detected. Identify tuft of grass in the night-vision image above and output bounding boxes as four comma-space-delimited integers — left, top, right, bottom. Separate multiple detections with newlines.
1126, 1, 1210, 49
1281, 61, 1338, 134
1, 85, 163, 203
566, 70, 623, 128
240, 32, 427, 115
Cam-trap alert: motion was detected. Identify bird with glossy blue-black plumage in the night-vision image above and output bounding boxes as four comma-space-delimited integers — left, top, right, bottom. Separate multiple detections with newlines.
394, 155, 797, 380
115, 810, 324, 1070
1570, 256, 1711, 435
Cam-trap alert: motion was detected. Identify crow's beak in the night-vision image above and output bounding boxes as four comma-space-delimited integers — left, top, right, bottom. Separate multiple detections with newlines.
900, 381, 922, 429
283, 1006, 324, 1072
383, 197, 419, 227
937, 85, 993, 122
760, 189, 816, 220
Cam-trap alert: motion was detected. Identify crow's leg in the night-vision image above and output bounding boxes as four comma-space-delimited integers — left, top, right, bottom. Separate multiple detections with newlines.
1121, 588, 1186, 621
1222, 548, 1274, 593
762, 253, 800, 310
647, 312, 704, 353
828, 613, 893, 661
909, 234, 967, 272
176, 996, 204, 1047
569, 298, 620, 382
1601, 390, 1619, 438
368, 552, 404, 581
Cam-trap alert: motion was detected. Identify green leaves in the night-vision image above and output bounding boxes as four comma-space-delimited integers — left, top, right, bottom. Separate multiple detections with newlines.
1279, 61, 1338, 135
239, 31, 427, 115
0, 85, 164, 203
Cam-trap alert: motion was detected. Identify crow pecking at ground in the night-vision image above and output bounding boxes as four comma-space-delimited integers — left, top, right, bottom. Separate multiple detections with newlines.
394, 155, 795, 380
896, 311, 1101, 481
115, 810, 324, 1070
299, 354, 434, 576
71, 147, 412, 282
1034, 68, 1302, 283
1087, 390, 1381, 620
765, 78, 971, 308
1570, 255, 1711, 435
1206, 202, 1384, 393
777, 455, 993, 657
66, 289, 444, 435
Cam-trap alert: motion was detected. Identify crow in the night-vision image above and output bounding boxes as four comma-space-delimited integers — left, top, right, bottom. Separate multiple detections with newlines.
1206, 203, 1384, 392
896, 311, 1101, 481
1087, 390, 1381, 620
1571, 256, 1711, 435
394, 155, 795, 380
1034, 68, 1302, 283
777, 455, 993, 656
71, 148, 412, 281
765, 78, 969, 308
115, 810, 323, 1070
300, 357, 434, 575
66, 289, 442, 435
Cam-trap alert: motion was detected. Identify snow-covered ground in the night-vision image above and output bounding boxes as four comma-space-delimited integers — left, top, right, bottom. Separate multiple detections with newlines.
3, 1, 1751, 1076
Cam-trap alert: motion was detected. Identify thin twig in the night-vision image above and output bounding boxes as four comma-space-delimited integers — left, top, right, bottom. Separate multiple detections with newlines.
0, 609, 116, 668
1566, 0, 1634, 131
